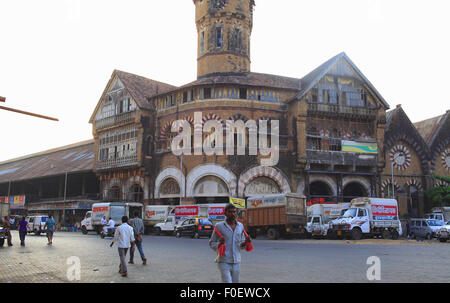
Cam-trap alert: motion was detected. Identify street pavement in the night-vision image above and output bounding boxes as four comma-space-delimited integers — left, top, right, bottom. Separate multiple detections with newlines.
1, 230, 450, 283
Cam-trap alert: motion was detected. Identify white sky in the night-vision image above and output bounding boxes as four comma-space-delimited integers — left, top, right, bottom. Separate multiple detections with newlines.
0, 0, 449, 162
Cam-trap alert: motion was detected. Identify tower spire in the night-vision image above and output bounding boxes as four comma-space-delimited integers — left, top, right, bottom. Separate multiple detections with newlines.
194, 0, 255, 78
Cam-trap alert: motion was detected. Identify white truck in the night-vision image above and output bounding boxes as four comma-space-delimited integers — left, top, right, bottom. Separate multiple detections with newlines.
329, 197, 401, 240
80, 202, 144, 235
143, 205, 175, 234
306, 203, 349, 238
424, 207, 450, 226
153, 204, 226, 235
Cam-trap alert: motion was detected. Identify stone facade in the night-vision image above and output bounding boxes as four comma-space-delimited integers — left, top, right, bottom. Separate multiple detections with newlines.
86, 1, 449, 219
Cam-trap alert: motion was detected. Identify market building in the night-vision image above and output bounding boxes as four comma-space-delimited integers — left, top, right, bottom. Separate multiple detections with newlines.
0, 0, 449, 222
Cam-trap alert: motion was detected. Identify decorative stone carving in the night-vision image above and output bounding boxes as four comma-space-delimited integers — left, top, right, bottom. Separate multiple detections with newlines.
390, 144, 411, 171
244, 177, 280, 196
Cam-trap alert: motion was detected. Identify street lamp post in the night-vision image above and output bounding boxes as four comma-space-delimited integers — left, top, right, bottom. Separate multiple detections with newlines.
391, 152, 405, 198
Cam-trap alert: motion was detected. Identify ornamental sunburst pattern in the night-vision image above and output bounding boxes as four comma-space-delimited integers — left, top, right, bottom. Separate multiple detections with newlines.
442, 148, 450, 171
389, 144, 411, 171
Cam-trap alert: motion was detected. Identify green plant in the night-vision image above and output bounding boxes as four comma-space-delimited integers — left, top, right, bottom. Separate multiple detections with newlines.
425, 175, 450, 207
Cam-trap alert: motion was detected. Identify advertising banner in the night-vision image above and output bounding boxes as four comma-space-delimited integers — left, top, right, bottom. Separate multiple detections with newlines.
208, 206, 225, 221
371, 204, 398, 220
229, 197, 246, 209
8, 195, 26, 209
342, 140, 378, 154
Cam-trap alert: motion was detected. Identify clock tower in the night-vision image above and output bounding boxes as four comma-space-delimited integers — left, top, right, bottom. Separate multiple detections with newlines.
193, 0, 255, 78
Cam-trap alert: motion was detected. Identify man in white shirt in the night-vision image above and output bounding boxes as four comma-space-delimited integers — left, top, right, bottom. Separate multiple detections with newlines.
103, 217, 115, 234
110, 216, 135, 277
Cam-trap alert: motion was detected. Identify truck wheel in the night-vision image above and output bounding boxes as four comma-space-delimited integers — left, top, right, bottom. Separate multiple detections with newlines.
391, 230, 399, 240
193, 233, 200, 239
425, 233, 432, 240
267, 228, 280, 240
100, 233, 105, 239
0, 239, 4, 247
439, 238, 447, 243
351, 228, 363, 240
382, 230, 391, 239
175, 231, 181, 238
327, 231, 337, 240
249, 229, 257, 239
81, 226, 88, 235
154, 227, 161, 236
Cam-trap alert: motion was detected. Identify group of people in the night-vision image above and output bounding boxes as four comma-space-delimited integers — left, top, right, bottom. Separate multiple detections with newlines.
108, 204, 253, 283
1, 215, 56, 247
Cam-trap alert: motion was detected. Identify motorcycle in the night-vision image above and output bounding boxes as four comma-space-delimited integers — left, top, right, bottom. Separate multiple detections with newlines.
100, 227, 116, 239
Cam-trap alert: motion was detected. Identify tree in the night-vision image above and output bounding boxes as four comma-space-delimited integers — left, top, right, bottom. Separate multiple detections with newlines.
425, 175, 450, 208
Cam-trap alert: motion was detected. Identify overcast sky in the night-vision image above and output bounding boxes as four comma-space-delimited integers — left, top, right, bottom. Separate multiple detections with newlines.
0, 0, 449, 162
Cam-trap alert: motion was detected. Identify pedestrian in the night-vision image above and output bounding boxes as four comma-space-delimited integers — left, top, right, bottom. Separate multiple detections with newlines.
45, 215, 56, 245
110, 216, 135, 277
18, 216, 29, 246
209, 204, 252, 283
101, 216, 107, 227
129, 212, 147, 265
103, 217, 115, 235
2, 216, 13, 247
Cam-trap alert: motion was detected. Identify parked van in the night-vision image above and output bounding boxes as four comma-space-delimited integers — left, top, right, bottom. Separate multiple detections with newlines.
409, 218, 440, 239
25, 216, 35, 233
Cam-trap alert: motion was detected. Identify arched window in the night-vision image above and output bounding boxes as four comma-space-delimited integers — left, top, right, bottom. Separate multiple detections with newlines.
407, 186, 419, 218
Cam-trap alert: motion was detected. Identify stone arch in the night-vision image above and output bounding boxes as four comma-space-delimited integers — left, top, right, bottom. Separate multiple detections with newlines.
308, 175, 337, 197
238, 166, 291, 197
154, 167, 186, 199
186, 164, 237, 197
405, 179, 423, 191
385, 134, 429, 174
342, 176, 371, 196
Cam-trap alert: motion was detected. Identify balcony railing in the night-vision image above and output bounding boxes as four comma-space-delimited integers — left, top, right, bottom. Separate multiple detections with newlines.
94, 111, 136, 130
307, 102, 377, 117
96, 155, 139, 170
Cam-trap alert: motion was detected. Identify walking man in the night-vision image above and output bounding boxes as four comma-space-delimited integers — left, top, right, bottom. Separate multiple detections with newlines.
129, 212, 147, 265
3, 216, 13, 246
45, 215, 56, 245
209, 204, 252, 283
110, 216, 135, 277
18, 217, 29, 246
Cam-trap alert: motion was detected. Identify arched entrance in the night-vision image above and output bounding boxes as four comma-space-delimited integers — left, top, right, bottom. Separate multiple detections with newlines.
407, 186, 420, 218
343, 182, 368, 202
193, 175, 230, 204
244, 176, 281, 197
309, 181, 333, 201
159, 178, 181, 205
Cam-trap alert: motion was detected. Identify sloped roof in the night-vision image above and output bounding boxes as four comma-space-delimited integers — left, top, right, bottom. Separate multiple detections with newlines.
176, 72, 301, 91
413, 114, 445, 144
0, 140, 95, 183
292, 52, 390, 109
89, 70, 177, 123
115, 70, 178, 109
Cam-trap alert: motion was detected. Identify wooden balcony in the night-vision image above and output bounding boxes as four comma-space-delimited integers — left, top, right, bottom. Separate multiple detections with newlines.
94, 111, 136, 131
96, 155, 139, 170
307, 102, 377, 118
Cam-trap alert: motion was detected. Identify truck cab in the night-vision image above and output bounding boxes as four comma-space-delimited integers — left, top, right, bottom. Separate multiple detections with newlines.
153, 215, 177, 235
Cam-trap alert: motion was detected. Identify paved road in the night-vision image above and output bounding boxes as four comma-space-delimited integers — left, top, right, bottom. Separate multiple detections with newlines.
1, 230, 449, 283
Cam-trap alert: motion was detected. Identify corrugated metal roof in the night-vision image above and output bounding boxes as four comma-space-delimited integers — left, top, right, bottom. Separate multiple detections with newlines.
0, 140, 94, 183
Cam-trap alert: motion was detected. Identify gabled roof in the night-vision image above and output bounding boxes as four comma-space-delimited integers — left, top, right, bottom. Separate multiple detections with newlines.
384, 105, 430, 171
89, 70, 177, 123
0, 140, 94, 183
291, 52, 390, 109
413, 114, 445, 144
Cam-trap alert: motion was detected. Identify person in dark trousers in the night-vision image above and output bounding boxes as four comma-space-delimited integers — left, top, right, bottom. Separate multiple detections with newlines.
209, 204, 251, 283
3, 216, 13, 246
45, 215, 56, 245
129, 212, 147, 265
110, 216, 135, 277
18, 217, 29, 246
